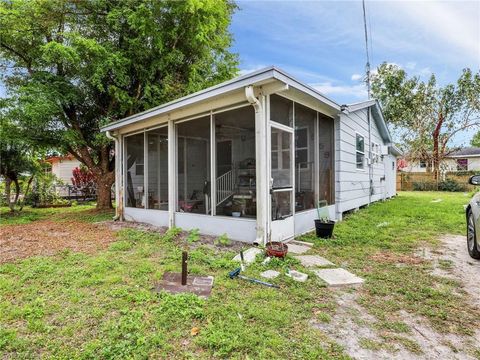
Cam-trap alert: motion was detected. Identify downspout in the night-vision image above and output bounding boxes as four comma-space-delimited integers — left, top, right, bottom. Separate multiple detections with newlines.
246, 85, 267, 245
106, 130, 122, 221
368, 108, 372, 205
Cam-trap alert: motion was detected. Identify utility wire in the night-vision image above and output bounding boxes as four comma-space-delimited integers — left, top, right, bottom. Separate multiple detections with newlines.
362, 0, 371, 99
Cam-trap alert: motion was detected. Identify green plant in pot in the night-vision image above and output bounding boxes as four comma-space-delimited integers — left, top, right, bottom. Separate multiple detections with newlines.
314, 200, 335, 238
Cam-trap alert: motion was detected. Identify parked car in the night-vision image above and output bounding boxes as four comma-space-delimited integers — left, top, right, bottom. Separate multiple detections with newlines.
466, 175, 480, 259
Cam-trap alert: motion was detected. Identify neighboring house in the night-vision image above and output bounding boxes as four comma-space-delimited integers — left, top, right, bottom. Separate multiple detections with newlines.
44, 155, 81, 185
101, 66, 400, 244
400, 147, 480, 173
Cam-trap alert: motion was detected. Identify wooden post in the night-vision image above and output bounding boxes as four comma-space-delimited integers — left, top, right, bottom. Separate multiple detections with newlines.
181, 251, 188, 285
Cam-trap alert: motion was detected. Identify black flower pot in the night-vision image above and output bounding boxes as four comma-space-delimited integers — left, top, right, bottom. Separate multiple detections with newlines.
314, 220, 335, 238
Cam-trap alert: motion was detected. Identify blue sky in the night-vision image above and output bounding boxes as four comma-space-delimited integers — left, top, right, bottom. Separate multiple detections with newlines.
1, 1, 479, 144
230, 0, 480, 144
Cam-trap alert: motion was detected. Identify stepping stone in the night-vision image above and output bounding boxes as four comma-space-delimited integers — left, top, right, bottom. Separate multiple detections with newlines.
260, 270, 280, 279
232, 247, 263, 265
287, 243, 311, 254
286, 269, 308, 282
313, 268, 364, 287
294, 255, 334, 267
290, 239, 314, 247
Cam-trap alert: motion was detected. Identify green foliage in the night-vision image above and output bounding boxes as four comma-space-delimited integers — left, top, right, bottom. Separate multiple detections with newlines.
163, 227, 182, 242
0, 0, 239, 209
413, 178, 467, 192
187, 228, 201, 243
2, 193, 477, 357
371, 63, 480, 173
470, 130, 480, 147
214, 233, 231, 246
27, 173, 67, 206
438, 178, 466, 192
412, 181, 438, 191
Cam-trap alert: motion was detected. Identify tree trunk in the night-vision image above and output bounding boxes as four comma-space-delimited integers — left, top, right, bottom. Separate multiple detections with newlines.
432, 113, 444, 187
94, 171, 115, 210
19, 175, 34, 211
5, 177, 13, 212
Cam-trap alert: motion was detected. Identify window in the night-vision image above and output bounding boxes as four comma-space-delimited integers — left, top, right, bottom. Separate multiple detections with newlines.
295, 127, 309, 169
270, 94, 293, 127
371, 142, 380, 164
419, 160, 427, 168
135, 157, 144, 176
146, 127, 168, 210
125, 133, 145, 208
177, 116, 211, 215
356, 133, 365, 170
295, 103, 316, 212
271, 130, 291, 172
319, 115, 334, 205
457, 158, 468, 171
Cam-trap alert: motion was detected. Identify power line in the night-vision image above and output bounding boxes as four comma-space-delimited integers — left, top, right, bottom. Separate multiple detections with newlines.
362, 0, 371, 99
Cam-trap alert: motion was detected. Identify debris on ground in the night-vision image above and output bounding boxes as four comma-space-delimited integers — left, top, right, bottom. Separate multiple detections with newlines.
260, 270, 280, 279
286, 269, 308, 282
313, 268, 364, 287
376, 221, 389, 227
232, 247, 263, 264
431, 199, 443, 203
294, 255, 334, 267
0, 220, 116, 264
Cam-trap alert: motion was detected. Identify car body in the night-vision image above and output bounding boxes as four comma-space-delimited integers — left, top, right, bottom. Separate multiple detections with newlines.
466, 175, 480, 259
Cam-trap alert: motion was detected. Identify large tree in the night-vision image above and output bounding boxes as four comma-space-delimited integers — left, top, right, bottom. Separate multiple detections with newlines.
0, 0, 238, 209
371, 63, 480, 178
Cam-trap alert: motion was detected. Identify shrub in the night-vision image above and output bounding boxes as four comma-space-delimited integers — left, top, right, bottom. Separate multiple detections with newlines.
26, 173, 65, 206
412, 181, 437, 191
438, 178, 466, 192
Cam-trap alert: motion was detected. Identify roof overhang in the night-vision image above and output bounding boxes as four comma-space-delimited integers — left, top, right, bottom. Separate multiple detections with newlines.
342, 99, 392, 144
101, 66, 341, 132
389, 144, 403, 157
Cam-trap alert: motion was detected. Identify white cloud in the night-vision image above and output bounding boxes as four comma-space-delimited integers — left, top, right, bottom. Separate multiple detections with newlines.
351, 73, 363, 81
311, 82, 367, 101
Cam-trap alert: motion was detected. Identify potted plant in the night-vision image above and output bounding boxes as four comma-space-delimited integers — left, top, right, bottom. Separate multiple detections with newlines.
314, 200, 335, 238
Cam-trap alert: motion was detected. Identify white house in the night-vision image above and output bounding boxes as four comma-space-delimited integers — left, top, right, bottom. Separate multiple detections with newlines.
400, 147, 480, 173
45, 155, 81, 185
102, 67, 400, 244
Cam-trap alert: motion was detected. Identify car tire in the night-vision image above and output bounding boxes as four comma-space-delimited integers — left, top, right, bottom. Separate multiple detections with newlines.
467, 210, 480, 259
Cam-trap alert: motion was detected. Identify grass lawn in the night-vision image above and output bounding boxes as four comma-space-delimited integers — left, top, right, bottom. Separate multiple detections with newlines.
0, 192, 478, 359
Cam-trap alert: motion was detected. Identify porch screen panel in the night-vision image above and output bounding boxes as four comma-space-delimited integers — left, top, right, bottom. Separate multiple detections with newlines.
295, 104, 316, 212
146, 127, 168, 210
125, 133, 145, 208
319, 115, 335, 204
270, 94, 293, 127
177, 116, 211, 214
214, 106, 256, 218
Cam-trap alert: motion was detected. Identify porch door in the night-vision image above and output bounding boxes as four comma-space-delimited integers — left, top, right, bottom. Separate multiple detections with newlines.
270, 125, 295, 242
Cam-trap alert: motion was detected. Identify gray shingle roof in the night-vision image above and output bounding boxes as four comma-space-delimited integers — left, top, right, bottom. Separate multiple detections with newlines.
448, 147, 480, 157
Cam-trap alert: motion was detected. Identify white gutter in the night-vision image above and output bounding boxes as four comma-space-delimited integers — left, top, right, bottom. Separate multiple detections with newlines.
246, 85, 268, 245
105, 130, 122, 221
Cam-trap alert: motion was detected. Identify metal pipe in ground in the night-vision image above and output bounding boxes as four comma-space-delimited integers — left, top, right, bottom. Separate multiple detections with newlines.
181, 251, 188, 285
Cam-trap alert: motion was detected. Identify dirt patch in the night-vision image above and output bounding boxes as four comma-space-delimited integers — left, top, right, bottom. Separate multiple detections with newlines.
101, 220, 246, 252
313, 236, 480, 359
418, 234, 480, 307
312, 291, 477, 360
369, 252, 425, 265
0, 220, 116, 264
